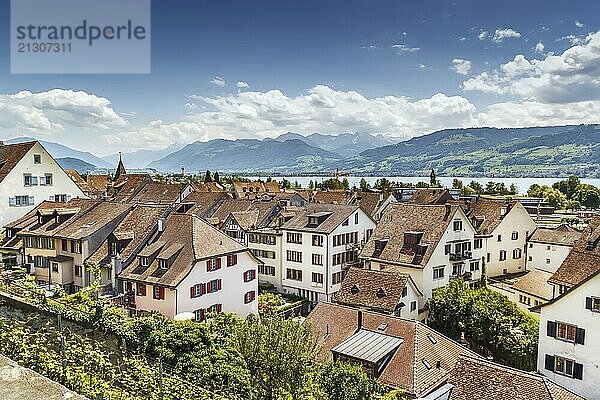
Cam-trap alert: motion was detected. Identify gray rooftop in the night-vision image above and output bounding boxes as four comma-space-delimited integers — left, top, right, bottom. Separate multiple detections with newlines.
331, 328, 403, 364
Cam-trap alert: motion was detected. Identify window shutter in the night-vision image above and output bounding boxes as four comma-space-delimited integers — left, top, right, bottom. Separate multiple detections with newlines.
217, 304, 222, 312
544, 354, 555, 371
573, 363, 583, 380
206, 260, 211, 272
216, 258, 222, 269
575, 327, 585, 345
585, 297, 593, 310
141, 285, 146, 296
217, 279, 222, 290
9, 197, 15, 207
159, 287, 165, 300
232, 254, 237, 265
190, 286, 195, 298
547, 321, 557, 338
201, 283, 207, 295
28, 196, 35, 206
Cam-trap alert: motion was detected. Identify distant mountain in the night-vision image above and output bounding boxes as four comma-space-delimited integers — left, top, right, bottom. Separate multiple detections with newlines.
148, 138, 342, 173
56, 157, 97, 173
272, 132, 394, 158
341, 125, 600, 177
6, 137, 112, 168
102, 143, 185, 169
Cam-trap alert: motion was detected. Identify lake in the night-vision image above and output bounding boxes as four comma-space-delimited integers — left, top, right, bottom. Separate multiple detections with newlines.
247, 176, 600, 195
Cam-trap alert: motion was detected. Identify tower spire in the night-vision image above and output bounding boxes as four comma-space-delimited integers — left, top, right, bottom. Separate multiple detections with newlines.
114, 151, 126, 181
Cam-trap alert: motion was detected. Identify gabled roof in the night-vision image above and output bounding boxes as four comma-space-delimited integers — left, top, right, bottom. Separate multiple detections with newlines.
447, 355, 584, 400
54, 202, 131, 240
409, 189, 453, 205
111, 174, 152, 202
129, 183, 185, 204
181, 191, 231, 219
360, 203, 463, 268
313, 190, 352, 205
192, 182, 225, 192
280, 203, 363, 234
0, 141, 36, 183
305, 302, 479, 397
114, 154, 126, 180
351, 191, 390, 217
549, 215, 600, 287
16, 198, 98, 237
86, 204, 169, 266
457, 198, 516, 235
209, 198, 279, 228
331, 329, 403, 364
528, 225, 580, 246
229, 210, 260, 231
512, 269, 554, 301
119, 213, 249, 287
65, 169, 89, 192
85, 174, 110, 194
332, 267, 421, 313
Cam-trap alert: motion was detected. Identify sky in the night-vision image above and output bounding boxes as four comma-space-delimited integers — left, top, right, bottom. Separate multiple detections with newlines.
0, 0, 599, 156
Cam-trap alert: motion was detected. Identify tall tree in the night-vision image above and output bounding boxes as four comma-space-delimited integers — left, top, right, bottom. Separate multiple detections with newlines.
204, 170, 212, 182
359, 178, 370, 192
213, 171, 220, 183
429, 169, 438, 186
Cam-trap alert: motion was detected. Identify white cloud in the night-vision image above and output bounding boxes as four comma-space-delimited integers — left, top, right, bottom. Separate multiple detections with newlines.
560, 34, 585, 45
210, 76, 226, 87
534, 41, 545, 54
575, 20, 584, 28
492, 28, 522, 42
459, 37, 467, 42
236, 81, 250, 89
451, 59, 472, 75
391, 44, 420, 53
0, 89, 127, 134
478, 30, 488, 40
463, 31, 600, 103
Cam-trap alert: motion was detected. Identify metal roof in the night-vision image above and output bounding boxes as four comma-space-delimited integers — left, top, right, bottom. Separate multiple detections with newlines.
331, 329, 403, 364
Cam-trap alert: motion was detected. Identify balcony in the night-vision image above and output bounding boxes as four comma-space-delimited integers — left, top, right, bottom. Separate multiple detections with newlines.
449, 251, 472, 261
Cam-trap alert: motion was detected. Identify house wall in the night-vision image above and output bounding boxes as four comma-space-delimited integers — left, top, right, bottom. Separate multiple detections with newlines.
511, 288, 546, 313
177, 251, 259, 318
537, 275, 600, 399
398, 280, 421, 320
248, 231, 283, 291
0, 142, 86, 227
134, 285, 177, 318
526, 242, 572, 274
485, 203, 536, 277
281, 208, 376, 302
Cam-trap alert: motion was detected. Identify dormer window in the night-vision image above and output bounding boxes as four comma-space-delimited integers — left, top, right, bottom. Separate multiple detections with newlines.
33, 154, 41, 164
38, 215, 43, 224
376, 288, 386, 298
110, 242, 118, 256
6, 229, 13, 238
158, 259, 168, 270
374, 238, 389, 256
351, 284, 360, 294
404, 231, 423, 246
141, 256, 149, 267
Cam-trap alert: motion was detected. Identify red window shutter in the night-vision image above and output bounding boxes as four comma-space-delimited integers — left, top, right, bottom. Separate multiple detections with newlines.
200, 309, 205, 322
159, 287, 165, 300
216, 258, 222, 269
232, 254, 237, 266
217, 304, 222, 312
190, 286, 195, 298
217, 279, 222, 290
206, 260, 211, 271
142, 285, 146, 296
201, 282, 207, 295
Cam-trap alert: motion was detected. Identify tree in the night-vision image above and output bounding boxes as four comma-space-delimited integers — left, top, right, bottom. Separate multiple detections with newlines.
452, 179, 463, 189
359, 178, 370, 192
318, 362, 388, 400
573, 183, 600, 209
309, 180, 315, 190
212, 171, 220, 183
468, 181, 484, 194
552, 175, 580, 199
374, 178, 394, 192
342, 178, 350, 190
429, 169, 438, 186
527, 185, 566, 209
204, 170, 212, 182
509, 183, 518, 195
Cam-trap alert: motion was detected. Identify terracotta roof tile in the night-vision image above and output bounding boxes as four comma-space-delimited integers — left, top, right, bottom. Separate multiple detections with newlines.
529, 225, 580, 246
281, 203, 361, 234
55, 202, 131, 239
128, 183, 185, 204
409, 189, 453, 205
457, 198, 514, 235
0, 142, 36, 183
512, 269, 554, 301
313, 190, 352, 205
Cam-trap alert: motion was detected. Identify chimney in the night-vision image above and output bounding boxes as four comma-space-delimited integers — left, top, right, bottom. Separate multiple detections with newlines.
357, 310, 363, 330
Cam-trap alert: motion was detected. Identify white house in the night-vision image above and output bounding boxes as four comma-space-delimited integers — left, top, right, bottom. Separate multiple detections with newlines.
360, 203, 484, 308
526, 225, 580, 274
535, 216, 600, 399
461, 198, 536, 277
119, 213, 260, 320
248, 228, 284, 291
0, 141, 86, 227
279, 204, 376, 302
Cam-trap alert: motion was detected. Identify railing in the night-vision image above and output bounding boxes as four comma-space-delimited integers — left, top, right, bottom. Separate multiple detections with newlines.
449, 251, 472, 261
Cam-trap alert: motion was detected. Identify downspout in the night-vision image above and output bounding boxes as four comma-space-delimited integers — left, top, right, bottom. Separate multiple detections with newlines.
325, 233, 330, 302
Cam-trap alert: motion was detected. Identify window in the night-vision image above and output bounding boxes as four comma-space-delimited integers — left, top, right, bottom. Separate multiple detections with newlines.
10, 195, 34, 207
158, 259, 168, 270
251, 249, 276, 259
512, 248, 522, 259
227, 254, 238, 267
51, 263, 59, 272
354, 213, 359, 224
72, 241, 82, 254
557, 322, 577, 342
497, 234, 502, 242
153, 286, 165, 300
511, 231, 518, 240
110, 242, 118, 256
244, 290, 256, 304
312, 272, 323, 287
287, 232, 302, 244
528, 255, 532, 261
312, 254, 323, 266
53, 194, 69, 202
207, 279, 222, 293
332, 250, 356, 266
137, 284, 146, 296
333, 232, 358, 247
342, 218, 349, 226
555, 356, 574, 377
243, 269, 256, 282
206, 258, 221, 271
41, 174, 53, 186
433, 266, 445, 280
332, 271, 345, 285
586, 297, 600, 312
470, 261, 480, 271
545, 355, 583, 380
194, 309, 205, 322
191, 283, 205, 298
33, 154, 41, 164
453, 220, 462, 231
259, 265, 276, 276
499, 250, 506, 261
74, 265, 82, 276
402, 286, 407, 297
206, 304, 222, 314
519, 295, 531, 306
474, 238, 482, 249
312, 235, 323, 247
24, 174, 37, 187
529, 243, 533, 248
444, 244, 451, 255
286, 268, 302, 281
546, 258, 551, 264
486, 253, 491, 263
452, 264, 462, 277
140, 256, 149, 267
410, 301, 417, 312
287, 250, 302, 263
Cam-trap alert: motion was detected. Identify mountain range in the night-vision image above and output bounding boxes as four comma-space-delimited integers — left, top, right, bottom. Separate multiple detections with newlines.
7, 126, 600, 177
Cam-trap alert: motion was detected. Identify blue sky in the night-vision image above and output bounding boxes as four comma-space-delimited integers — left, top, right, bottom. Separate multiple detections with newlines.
0, 0, 599, 155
